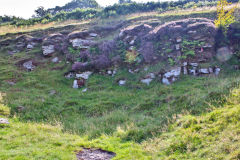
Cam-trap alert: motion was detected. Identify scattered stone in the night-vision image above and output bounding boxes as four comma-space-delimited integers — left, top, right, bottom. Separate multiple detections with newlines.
76, 148, 116, 160
175, 44, 180, 50
129, 39, 135, 45
73, 80, 79, 89
188, 30, 197, 34
183, 66, 188, 75
107, 70, 112, 75
176, 37, 182, 43
141, 78, 153, 86
23, 61, 35, 71
215, 68, 221, 75
27, 43, 35, 50
209, 67, 214, 73
70, 38, 93, 49
189, 69, 197, 76
0, 118, 9, 124
42, 45, 55, 56
119, 80, 126, 86
65, 72, 75, 79
82, 88, 88, 92
183, 62, 188, 66
199, 68, 209, 74
146, 73, 155, 79
162, 77, 171, 85
76, 71, 93, 80
73, 79, 85, 89
190, 63, 198, 67
51, 57, 59, 63
89, 33, 98, 37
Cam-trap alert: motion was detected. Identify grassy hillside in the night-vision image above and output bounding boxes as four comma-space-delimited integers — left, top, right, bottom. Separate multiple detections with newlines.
144, 86, 240, 160
0, 5, 240, 160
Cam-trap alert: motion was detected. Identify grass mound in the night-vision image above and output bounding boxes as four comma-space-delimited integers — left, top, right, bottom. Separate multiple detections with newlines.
144, 86, 240, 159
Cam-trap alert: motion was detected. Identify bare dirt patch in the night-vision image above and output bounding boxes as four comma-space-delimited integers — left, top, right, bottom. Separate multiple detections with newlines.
76, 148, 116, 160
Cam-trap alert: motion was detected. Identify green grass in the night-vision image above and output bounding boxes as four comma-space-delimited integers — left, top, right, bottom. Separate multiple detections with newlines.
1, 47, 240, 143
0, 103, 150, 160
143, 86, 240, 159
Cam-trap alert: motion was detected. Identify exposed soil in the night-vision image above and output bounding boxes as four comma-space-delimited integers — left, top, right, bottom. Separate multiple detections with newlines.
76, 148, 116, 160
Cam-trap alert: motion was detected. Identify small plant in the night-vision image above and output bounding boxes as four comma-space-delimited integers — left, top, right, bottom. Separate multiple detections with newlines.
90, 46, 100, 55
184, 50, 195, 57
214, 0, 236, 33
125, 47, 140, 64
165, 48, 173, 54
68, 47, 80, 54
181, 40, 202, 58
168, 58, 175, 66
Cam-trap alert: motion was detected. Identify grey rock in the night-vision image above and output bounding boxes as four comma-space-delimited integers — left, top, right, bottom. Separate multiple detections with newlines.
23, 61, 35, 71
82, 88, 88, 92
89, 33, 98, 37
141, 78, 153, 86
199, 68, 209, 74
119, 80, 126, 86
65, 72, 75, 79
73, 80, 79, 89
175, 44, 180, 50
51, 57, 59, 63
190, 63, 198, 67
176, 37, 182, 43
209, 67, 213, 73
162, 78, 171, 85
215, 68, 221, 75
76, 71, 92, 80
0, 118, 9, 124
70, 38, 93, 48
42, 45, 55, 56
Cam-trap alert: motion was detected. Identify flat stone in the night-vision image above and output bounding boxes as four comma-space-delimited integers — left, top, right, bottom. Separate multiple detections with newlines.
73, 80, 79, 89
200, 68, 209, 74
141, 78, 153, 86
176, 37, 182, 43
183, 62, 188, 66
129, 40, 135, 45
23, 61, 35, 71
162, 78, 171, 85
188, 30, 197, 34
42, 45, 55, 56
51, 57, 59, 63
70, 38, 93, 48
215, 68, 221, 75
0, 118, 9, 124
175, 44, 180, 50
209, 67, 213, 73
189, 69, 197, 76
107, 70, 112, 75
65, 72, 75, 79
82, 88, 88, 92
119, 80, 126, 86
76, 71, 92, 80
190, 63, 198, 67
89, 33, 98, 37
164, 67, 181, 78
27, 44, 34, 49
